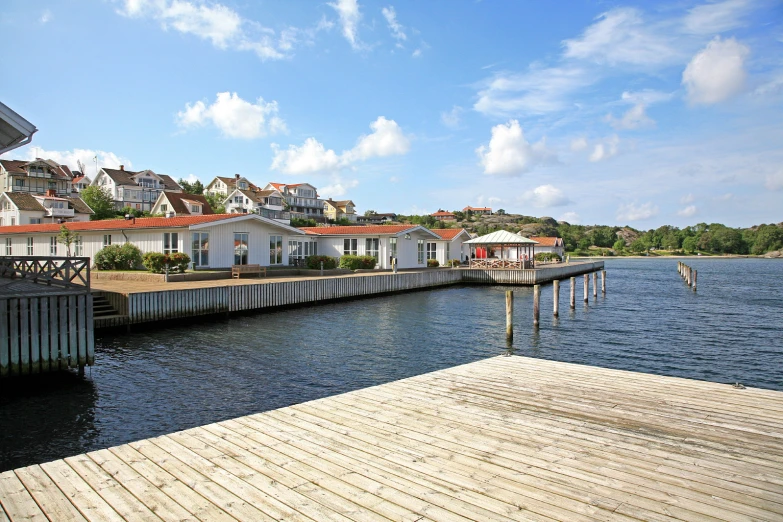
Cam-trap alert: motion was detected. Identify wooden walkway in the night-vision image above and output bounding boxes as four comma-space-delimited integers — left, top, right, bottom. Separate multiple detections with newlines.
2, 356, 782, 521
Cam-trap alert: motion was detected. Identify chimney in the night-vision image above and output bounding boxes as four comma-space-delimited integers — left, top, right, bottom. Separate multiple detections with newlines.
119, 165, 124, 171
235, 174, 240, 180
46, 189, 57, 197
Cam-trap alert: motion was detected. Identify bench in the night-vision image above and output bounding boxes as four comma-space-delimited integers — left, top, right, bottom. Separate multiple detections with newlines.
231, 264, 266, 278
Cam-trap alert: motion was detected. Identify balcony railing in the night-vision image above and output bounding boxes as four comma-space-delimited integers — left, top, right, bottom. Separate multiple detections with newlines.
45, 207, 75, 217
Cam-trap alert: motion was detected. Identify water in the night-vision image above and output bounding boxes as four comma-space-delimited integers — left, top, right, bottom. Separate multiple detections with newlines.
1, 258, 782, 471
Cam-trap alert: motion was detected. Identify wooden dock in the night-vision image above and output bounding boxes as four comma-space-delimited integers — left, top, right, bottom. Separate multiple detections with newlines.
2, 356, 782, 521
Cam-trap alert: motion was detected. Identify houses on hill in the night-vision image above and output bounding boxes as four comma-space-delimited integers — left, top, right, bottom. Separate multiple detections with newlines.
91, 165, 182, 212
1, 158, 75, 197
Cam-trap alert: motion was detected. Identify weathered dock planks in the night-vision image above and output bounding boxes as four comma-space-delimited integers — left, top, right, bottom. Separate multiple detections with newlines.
2, 355, 782, 521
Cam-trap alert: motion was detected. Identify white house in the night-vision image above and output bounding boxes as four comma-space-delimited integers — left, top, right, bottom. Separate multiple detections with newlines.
204, 175, 259, 197
70, 173, 91, 193
0, 214, 306, 268
299, 225, 443, 269
91, 166, 182, 212
528, 236, 565, 258
224, 188, 288, 222
0, 158, 73, 197
151, 191, 213, 217
265, 182, 324, 219
430, 228, 471, 265
0, 191, 93, 226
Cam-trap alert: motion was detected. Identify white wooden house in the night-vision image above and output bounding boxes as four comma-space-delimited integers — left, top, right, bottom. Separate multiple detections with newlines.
528, 236, 565, 258
0, 191, 93, 226
0, 159, 73, 197
0, 214, 305, 268
223, 188, 288, 222
204, 175, 259, 197
151, 191, 213, 217
91, 166, 182, 212
430, 228, 471, 265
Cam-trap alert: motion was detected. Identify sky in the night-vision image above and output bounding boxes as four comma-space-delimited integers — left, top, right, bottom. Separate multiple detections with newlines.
1, 0, 782, 228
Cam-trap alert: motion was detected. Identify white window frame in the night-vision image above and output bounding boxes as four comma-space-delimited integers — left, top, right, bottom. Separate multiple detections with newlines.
163, 232, 179, 254
417, 239, 425, 264
343, 238, 358, 256
26, 237, 33, 255
50, 236, 57, 255
103, 234, 112, 247
5, 238, 11, 255
426, 242, 437, 260
74, 236, 83, 256
365, 238, 379, 262
269, 234, 282, 265
192, 232, 209, 267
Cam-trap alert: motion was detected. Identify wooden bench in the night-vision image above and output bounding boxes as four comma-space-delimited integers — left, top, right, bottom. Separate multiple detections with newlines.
231, 264, 266, 278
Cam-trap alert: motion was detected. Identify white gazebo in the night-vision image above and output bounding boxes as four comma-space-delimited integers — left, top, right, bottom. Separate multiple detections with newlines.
465, 230, 539, 269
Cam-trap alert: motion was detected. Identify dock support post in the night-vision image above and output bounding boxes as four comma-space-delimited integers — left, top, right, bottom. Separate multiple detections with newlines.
693, 269, 697, 291
320, 261, 324, 276
601, 270, 606, 294
570, 277, 575, 309
688, 267, 692, 287
506, 290, 514, 341
583, 274, 589, 303
533, 285, 540, 327
592, 272, 597, 298
78, 365, 85, 378
553, 280, 559, 317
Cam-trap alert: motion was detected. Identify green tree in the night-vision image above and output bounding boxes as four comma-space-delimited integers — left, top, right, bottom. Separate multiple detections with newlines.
629, 238, 648, 253
496, 209, 506, 215
178, 178, 204, 194
57, 225, 76, 257
363, 209, 377, 217
203, 193, 226, 213
751, 225, 783, 254
612, 239, 625, 252
80, 186, 116, 220
682, 236, 698, 253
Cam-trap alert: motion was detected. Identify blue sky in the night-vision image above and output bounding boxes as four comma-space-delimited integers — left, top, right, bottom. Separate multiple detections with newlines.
2, 0, 782, 228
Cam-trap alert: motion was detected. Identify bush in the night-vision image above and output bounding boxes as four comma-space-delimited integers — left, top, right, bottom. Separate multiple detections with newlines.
427, 259, 440, 267
142, 251, 191, 273
447, 259, 461, 267
94, 243, 143, 270
534, 252, 562, 262
339, 255, 377, 270
305, 255, 337, 270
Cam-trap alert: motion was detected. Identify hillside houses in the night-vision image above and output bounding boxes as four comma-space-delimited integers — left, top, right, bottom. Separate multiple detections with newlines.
91, 165, 182, 212
1, 159, 75, 197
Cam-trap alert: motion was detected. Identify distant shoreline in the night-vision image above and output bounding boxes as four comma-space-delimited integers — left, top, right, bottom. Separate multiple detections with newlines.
570, 254, 780, 260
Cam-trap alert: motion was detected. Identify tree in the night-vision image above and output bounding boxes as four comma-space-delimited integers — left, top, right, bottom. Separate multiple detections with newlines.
80, 186, 116, 220
682, 236, 698, 253
612, 239, 625, 252
203, 193, 226, 213
496, 209, 506, 215
750, 224, 783, 254
178, 178, 204, 195
57, 225, 76, 257
363, 210, 377, 217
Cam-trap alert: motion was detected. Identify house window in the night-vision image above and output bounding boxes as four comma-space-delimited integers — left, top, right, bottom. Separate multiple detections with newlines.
29, 218, 41, 224
11, 217, 16, 226
446, 242, 450, 261
15, 179, 25, 188
365, 238, 379, 262
5, 238, 11, 255
27, 237, 33, 255
235, 233, 249, 265
50, 236, 57, 255
48, 182, 56, 190
343, 238, 358, 256
103, 235, 112, 247
269, 234, 282, 265
74, 236, 83, 256
161, 204, 168, 212
303, 241, 317, 257
288, 240, 302, 260
163, 232, 179, 254
389, 237, 397, 259
191, 204, 201, 213
192, 232, 209, 267
427, 242, 437, 260
417, 239, 425, 264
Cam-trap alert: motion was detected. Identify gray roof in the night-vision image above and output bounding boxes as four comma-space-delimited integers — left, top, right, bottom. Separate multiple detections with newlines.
3, 192, 44, 211
464, 230, 539, 245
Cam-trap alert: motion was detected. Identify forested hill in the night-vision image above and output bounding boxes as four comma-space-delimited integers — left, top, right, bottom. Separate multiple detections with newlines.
398, 212, 783, 256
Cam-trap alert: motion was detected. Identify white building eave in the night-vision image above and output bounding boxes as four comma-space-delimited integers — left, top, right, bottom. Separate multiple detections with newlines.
0, 101, 37, 155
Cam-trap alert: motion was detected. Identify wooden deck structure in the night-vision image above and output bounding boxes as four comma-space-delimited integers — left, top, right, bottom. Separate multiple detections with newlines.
2, 355, 781, 521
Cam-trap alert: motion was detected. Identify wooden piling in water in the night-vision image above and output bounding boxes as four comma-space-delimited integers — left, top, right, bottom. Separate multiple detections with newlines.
601, 270, 606, 294
592, 272, 597, 298
583, 274, 589, 302
506, 290, 514, 341
533, 285, 540, 327
553, 280, 560, 317
570, 277, 575, 309
693, 269, 697, 292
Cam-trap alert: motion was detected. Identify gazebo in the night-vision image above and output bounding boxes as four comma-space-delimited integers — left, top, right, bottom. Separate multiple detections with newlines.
465, 230, 539, 269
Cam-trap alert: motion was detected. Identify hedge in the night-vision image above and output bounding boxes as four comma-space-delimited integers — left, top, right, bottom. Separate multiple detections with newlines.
142, 251, 191, 273
339, 255, 377, 270
94, 243, 143, 270
305, 255, 337, 270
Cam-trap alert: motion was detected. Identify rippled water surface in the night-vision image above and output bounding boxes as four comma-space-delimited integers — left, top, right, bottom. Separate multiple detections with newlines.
2, 258, 781, 471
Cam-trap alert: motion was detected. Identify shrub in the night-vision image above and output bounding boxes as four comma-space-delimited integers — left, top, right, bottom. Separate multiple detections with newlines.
167, 252, 191, 273
534, 252, 562, 262
94, 243, 143, 270
305, 255, 337, 270
339, 255, 377, 270
142, 252, 191, 273
142, 252, 166, 273
446, 259, 461, 267
427, 259, 440, 267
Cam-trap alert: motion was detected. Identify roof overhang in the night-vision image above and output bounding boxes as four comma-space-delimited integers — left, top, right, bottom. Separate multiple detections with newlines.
189, 213, 306, 235
0, 101, 37, 155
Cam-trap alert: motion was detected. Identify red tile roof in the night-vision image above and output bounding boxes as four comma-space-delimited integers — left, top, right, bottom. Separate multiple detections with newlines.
299, 225, 417, 236
463, 206, 492, 212
0, 214, 236, 235
430, 228, 468, 240
431, 211, 455, 217
528, 236, 562, 247
71, 175, 86, 184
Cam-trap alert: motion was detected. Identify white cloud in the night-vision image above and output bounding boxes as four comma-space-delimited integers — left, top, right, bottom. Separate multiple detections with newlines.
320, 176, 359, 198
616, 202, 659, 221
753, 73, 783, 97
271, 116, 410, 174
589, 135, 620, 162
677, 205, 698, 217
270, 138, 341, 174
19, 147, 132, 175
559, 211, 581, 224
412, 48, 422, 58
476, 120, 556, 176
683, 0, 753, 35
381, 6, 406, 42
680, 193, 695, 204
329, 0, 362, 50
620, 90, 674, 105
682, 36, 749, 105
521, 185, 571, 208
177, 92, 286, 139
570, 137, 588, 151
605, 103, 655, 130
562, 8, 677, 66
765, 170, 783, 191
40, 9, 52, 24
440, 106, 463, 129
714, 192, 734, 201
185, 173, 201, 184
474, 66, 591, 116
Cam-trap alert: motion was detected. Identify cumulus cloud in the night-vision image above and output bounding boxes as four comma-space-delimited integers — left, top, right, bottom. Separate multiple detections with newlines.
562, 8, 677, 66
570, 137, 588, 151
412, 48, 422, 58
559, 211, 581, 224
40, 9, 52, 24
320, 176, 359, 198
616, 202, 659, 221
677, 205, 698, 217
682, 36, 749, 105
177, 92, 286, 139
18, 147, 132, 175
521, 185, 571, 208
766, 170, 783, 191
441, 106, 463, 129
589, 135, 620, 162
476, 120, 556, 176
682, 0, 753, 35
620, 90, 674, 105
270, 116, 410, 174
329, 0, 362, 50
680, 193, 695, 204
382, 6, 406, 43
605, 103, 655, 130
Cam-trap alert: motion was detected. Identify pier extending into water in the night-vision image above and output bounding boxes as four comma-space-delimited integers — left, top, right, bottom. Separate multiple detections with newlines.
93, 261, 604, 329
1, 355, 781, 521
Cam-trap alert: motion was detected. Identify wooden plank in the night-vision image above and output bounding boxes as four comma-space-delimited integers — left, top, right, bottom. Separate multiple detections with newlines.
0, 471, 48, 522
39, 460, 124, 522
14, 466, 87, 521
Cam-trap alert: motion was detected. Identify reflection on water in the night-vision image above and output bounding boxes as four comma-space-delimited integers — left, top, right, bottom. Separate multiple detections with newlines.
1, 258, 781, 471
